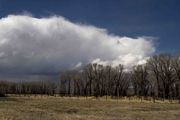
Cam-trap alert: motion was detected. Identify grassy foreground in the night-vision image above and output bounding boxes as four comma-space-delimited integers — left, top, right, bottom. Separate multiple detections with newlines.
0, 96, 180, 120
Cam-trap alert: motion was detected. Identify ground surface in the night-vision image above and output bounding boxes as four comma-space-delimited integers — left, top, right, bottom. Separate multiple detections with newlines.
0, 96, 180, 120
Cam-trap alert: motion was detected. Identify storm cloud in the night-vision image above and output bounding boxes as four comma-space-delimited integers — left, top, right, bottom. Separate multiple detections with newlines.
0, 15, 155, 75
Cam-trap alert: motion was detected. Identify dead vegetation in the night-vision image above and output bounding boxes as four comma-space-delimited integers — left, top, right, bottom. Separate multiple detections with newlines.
0, 96, 180, 120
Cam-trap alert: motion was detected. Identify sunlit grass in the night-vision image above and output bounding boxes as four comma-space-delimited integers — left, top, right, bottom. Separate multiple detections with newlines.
0, 95, 180, 120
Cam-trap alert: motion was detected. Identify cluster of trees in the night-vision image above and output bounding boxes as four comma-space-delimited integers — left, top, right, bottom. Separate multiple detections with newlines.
59, 64, 130, 98
0, 54, 180, 102
60, 54, 180, 101
0, 80, 56, 97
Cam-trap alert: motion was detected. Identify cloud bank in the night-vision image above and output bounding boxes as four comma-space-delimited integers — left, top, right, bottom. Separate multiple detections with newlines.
0, 15, 155, 75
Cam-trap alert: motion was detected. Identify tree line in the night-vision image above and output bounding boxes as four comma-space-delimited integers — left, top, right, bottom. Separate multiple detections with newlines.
0, 54, 180, 102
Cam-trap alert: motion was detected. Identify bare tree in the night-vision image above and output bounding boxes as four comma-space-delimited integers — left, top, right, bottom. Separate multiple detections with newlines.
158, 54, 176, 100
84, 64, 94, 96
59, 73, 67, 96
172, 56, 180, 102
132, 65, 150, 100
147, 55, 163, 98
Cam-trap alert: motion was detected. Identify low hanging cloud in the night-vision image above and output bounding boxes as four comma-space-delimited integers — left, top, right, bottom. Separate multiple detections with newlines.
0, 15, 155, 75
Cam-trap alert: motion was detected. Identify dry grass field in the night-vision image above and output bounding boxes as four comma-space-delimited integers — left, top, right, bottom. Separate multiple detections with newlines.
0, 96, 180, 120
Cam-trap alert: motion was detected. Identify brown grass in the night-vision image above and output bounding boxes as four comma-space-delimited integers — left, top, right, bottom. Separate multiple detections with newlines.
0, 95, 180, 120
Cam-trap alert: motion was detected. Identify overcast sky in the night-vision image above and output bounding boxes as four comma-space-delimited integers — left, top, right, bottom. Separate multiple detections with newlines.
0, 0, 179, 80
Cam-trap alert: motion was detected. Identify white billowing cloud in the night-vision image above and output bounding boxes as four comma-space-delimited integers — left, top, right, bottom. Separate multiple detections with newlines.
0, 15, 155, 74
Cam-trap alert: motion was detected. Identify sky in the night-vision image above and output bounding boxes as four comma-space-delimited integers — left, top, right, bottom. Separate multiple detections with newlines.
0, 0, 179, 80
0, 0, 179, 52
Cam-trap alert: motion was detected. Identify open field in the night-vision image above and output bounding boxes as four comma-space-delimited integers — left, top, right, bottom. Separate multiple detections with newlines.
0, 96, 180, 120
